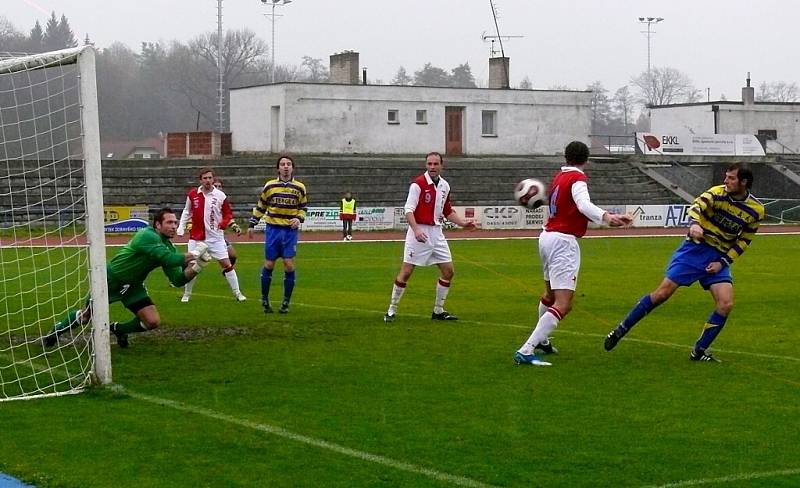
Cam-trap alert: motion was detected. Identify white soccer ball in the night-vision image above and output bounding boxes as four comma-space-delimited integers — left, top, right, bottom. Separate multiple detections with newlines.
514, 178, 547, 209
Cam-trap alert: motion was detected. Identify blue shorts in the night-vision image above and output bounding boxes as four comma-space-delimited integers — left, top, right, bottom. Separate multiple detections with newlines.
265, 224, 299, 261
665, 240, 733, 290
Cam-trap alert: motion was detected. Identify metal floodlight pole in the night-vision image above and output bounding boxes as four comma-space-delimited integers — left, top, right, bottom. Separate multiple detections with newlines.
638, 16, 664, 81
262, 0, 293, 84
217, 0, 224, 132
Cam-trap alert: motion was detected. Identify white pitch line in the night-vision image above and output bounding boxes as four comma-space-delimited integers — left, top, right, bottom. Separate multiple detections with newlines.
113, 385, 500, 488
3, 229, 798, 249
229, 295, 800, 363
642, 467, 800, 487
155, 290, 800, 363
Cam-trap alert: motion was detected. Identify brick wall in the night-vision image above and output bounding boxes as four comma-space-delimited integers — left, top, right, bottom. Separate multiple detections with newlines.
189, 132, 212, 155
166, 131, 232, 158
166, 133, 187, 158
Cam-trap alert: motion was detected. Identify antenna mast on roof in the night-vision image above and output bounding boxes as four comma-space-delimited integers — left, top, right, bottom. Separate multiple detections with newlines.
484, 1, 522, 88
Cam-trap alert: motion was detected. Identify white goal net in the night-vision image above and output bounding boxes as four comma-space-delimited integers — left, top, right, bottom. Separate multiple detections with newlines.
0, 46, 110, 401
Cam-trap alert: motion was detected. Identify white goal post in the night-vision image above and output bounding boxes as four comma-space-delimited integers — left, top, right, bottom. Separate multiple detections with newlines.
0, 46, 110, 401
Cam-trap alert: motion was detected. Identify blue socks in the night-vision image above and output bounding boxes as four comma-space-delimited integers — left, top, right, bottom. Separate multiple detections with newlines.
620, 294, 658, 330
261, 267, 273, 302
262, 267, 296, 305
695, 311, 728, 351
283, 270, 295, 304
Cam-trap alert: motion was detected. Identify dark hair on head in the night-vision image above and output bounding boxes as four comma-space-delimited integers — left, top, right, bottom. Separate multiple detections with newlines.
153, 207, 175, 227
426, 151, 443, 164
728, 162, 753, 189
564, 141, 589, 164
198, 167, 214, 178
213, 176, 224, 187
275, 154, 294, 169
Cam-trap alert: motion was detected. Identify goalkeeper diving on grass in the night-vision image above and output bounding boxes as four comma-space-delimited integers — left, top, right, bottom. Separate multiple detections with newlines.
42, 208, 213, 349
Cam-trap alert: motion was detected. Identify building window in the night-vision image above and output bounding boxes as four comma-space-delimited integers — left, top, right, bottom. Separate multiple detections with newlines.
416, 109, 427, 124
387, 109, 399, 124
133, 153, 144, 159
757, 129, 777, 140
481, 110, 497, 136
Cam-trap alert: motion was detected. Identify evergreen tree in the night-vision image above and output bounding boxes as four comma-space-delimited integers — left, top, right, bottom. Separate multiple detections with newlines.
58, 14, 78, 48
42, 12, 77, 50
450, 63, 476, 88
42, 12, 60, 51
413, 63, 450, 87
28, 20, 44, 53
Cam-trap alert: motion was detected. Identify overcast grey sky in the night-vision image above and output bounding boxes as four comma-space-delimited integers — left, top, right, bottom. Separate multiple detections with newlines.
4, 0, 799, 100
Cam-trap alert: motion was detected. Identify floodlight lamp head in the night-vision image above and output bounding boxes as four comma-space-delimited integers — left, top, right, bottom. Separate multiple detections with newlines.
638, 17, 645, 21
656, 17, 664, 22
647, 17, 655, 21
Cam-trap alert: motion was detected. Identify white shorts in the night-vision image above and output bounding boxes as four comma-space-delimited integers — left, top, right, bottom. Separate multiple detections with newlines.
188, 238, 229, 261
538, 230, 581, 291
403, 225, 452, 266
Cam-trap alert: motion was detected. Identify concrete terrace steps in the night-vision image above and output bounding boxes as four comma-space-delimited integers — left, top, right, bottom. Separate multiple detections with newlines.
1, 157, 681, 218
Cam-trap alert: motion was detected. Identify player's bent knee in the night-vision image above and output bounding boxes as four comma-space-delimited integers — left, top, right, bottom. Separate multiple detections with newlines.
717, 298, 734, 315
142, 318, 160, 330
223, 264, 234, 274
651, 288, 674, 304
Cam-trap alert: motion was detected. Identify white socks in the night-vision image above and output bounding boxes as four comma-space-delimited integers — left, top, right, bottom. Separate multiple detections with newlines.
519, 307, 563, 354
183, 277, 196, 298
387, 281, 406, 315
433, 279, 450, 314
224, 269, 242, 296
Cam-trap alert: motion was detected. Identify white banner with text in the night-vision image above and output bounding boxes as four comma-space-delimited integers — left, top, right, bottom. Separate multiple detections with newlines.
636, 132, 765, 156
253, 204, 694, 232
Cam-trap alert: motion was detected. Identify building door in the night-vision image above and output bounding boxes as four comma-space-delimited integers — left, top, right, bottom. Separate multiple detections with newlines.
270, 105, 280, 153
445, 106, 463, 156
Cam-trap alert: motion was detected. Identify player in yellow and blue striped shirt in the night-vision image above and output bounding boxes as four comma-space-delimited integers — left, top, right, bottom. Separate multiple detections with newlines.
604, 163, 764, 362
247, 155, 308, 314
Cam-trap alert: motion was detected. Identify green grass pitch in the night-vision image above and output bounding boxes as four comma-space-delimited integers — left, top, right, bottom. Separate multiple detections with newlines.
1, 234, 799, 487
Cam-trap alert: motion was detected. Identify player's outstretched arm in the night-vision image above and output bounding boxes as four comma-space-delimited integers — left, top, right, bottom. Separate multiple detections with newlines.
445, 210, 478, 230
603, 212, 634, 227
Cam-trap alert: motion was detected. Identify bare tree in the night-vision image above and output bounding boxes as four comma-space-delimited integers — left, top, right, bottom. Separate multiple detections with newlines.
172, 29, 268, 129
391, 66, 412, 85
612, 86, 635, 133
587, 81, 611, 133
190, 29, 268, 85
301, 56, 328, 82
518, 76, 533, 89
757, 81, 799, 102
632, 67, 699, 106
0, 16, 26, 52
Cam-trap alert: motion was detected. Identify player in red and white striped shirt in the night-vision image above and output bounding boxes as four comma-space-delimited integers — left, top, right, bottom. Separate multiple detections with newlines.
514, 141, 632, 366
383, 152, 477, 323
177, 167, 246, 303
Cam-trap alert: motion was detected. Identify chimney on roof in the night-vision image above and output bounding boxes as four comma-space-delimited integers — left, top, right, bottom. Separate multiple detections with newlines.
742, 72, 755, 106
330, 51, 360, 85
489, 57, 510, 89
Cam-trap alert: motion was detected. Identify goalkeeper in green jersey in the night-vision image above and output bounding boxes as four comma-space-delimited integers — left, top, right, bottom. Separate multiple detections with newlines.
42, 208, 213, 349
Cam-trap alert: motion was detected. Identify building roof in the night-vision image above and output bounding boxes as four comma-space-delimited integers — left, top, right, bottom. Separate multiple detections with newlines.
101, 137, 164, 159
230, 80, 591, 93
650, 100, 800, 109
